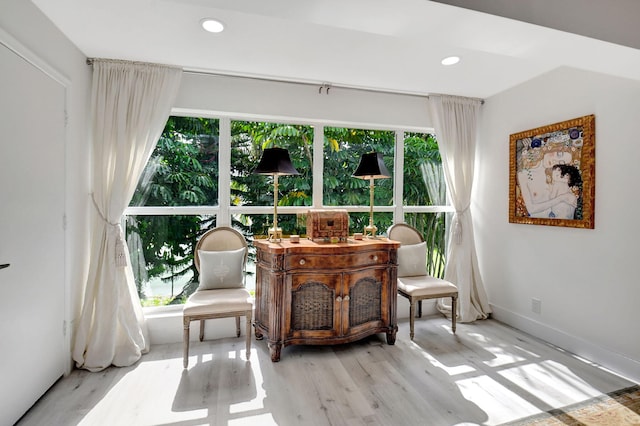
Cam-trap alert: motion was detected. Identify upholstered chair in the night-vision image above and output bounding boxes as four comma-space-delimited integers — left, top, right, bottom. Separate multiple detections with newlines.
183, 227, 253, 368
388, 223, 458, 340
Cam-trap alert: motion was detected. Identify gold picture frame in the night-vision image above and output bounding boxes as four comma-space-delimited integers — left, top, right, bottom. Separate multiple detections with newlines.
509, 115, 595, 229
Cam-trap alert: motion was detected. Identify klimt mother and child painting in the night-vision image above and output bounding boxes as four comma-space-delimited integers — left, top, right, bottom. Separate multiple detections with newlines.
509, 115, 595, 229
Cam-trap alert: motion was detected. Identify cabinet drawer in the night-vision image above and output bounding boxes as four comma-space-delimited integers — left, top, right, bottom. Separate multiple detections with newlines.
286, 250, 389, 270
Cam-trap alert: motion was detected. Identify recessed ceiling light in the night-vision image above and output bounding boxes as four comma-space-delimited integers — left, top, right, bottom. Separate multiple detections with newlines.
441, 56, 460, 66
201, 18, 224, 33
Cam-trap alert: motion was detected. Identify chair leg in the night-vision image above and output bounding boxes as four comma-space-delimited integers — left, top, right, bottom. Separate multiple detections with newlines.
451, 295, 457, 334
245, 310, 252, 360
409, 300, 415, 340
418, 300, 423, 318
236, 316, 241, 337
183, 316, 191, 368
199, 319, 205, 341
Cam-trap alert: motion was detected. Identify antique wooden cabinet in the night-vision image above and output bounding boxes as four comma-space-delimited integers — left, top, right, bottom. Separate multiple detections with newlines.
253, 238, 399, 361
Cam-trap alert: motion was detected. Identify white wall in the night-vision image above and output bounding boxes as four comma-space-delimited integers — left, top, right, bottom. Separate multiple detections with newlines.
475, 66, 640, 383
175, 72, 432, 130
0, 0, 91, 369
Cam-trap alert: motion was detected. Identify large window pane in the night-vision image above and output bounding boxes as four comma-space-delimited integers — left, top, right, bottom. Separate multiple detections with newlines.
131, 117, 219, 207
324, 127, 394, 236
127, 116, 221, 307
404, 212, 449, 278
403, 132, 445, 206
323, 127, 394, 207
231, 120, 313, 209
126, 214, 215, 306
402, 132, 448, 278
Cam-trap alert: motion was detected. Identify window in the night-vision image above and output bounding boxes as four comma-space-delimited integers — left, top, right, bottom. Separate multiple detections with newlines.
127, 117, 219, 306
125, 117, 449, 307
126, 214, 214, 306
323, 126, 395, 233
403, 132, 449, 277
130, 117, 219, 207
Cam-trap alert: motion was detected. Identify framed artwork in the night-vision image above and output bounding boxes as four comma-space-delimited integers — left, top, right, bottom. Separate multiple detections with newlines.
509, 114, 595, 229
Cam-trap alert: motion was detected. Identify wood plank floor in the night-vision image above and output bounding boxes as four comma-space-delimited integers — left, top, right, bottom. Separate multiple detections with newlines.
17, 317, 636, 426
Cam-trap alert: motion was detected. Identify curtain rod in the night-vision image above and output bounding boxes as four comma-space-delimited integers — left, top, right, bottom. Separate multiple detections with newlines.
86, 57, 484, 104
86, 57, 180, 70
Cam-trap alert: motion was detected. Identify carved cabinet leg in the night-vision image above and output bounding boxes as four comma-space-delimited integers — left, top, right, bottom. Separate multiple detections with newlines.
255, 329, 264, 340
386, 328, 397, 345
268, 342, 282, 362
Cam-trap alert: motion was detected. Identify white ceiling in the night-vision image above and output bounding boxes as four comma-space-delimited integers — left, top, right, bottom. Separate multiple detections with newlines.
31, 0, 640, 99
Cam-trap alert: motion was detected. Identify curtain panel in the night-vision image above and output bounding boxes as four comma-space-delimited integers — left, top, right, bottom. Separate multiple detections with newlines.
429, 95, 492, 323
73, 60, 182, 371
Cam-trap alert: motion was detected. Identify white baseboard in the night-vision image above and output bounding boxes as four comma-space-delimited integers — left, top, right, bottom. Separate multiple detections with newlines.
490, 304, 640, 385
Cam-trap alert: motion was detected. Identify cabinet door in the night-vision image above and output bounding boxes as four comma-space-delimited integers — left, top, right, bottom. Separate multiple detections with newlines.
343, 268, 387, 336
286, 273, 341, 340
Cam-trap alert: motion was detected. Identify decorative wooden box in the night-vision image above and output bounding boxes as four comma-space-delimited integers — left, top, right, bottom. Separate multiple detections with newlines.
306, 209, 349, 242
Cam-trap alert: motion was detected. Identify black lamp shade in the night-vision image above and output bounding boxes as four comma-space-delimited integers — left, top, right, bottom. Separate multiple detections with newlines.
352, 152, 391, 179
253, 147, 300, 176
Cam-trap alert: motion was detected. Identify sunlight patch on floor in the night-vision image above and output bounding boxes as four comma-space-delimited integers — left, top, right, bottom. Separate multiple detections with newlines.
467, 331, 540, 368
457, 375, 542, 425
499, 360, 603, 406
482, 345, 528, 368
80, 359, 209, 425
414, 344, 476, 375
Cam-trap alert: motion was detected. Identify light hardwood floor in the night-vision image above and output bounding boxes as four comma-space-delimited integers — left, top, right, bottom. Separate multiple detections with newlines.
17, 317, 636, 426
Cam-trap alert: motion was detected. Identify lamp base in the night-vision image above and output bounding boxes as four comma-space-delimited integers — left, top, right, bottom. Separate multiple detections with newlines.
268, 227, 283, 242
363, 224, 378, 239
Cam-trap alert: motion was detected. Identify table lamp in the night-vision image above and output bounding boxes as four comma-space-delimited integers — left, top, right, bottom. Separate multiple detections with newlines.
253, 147, 300, 241
352, 152, 391, 238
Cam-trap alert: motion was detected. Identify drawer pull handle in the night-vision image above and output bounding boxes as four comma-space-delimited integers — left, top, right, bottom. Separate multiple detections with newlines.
344, 295, 350, 301
336, 296, 342, 302
299, 259, 306, 265
371, 255, 378, 261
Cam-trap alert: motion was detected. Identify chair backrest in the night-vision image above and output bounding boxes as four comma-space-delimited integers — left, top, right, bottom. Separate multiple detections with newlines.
194, 226, 248, 273
387, 223, 424, 246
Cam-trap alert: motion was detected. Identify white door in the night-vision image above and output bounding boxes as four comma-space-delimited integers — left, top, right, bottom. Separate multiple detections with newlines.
0, 43, 66, 425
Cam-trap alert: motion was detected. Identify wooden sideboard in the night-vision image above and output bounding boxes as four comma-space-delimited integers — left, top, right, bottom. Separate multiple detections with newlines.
253, 238, 399, 361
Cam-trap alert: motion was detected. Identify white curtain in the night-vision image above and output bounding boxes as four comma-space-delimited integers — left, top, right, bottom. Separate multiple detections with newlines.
73, 60, 182, 371
430, 95, 492, 323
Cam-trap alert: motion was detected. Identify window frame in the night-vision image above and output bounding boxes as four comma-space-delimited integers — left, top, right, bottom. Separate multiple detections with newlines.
124, 113, 453, 309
